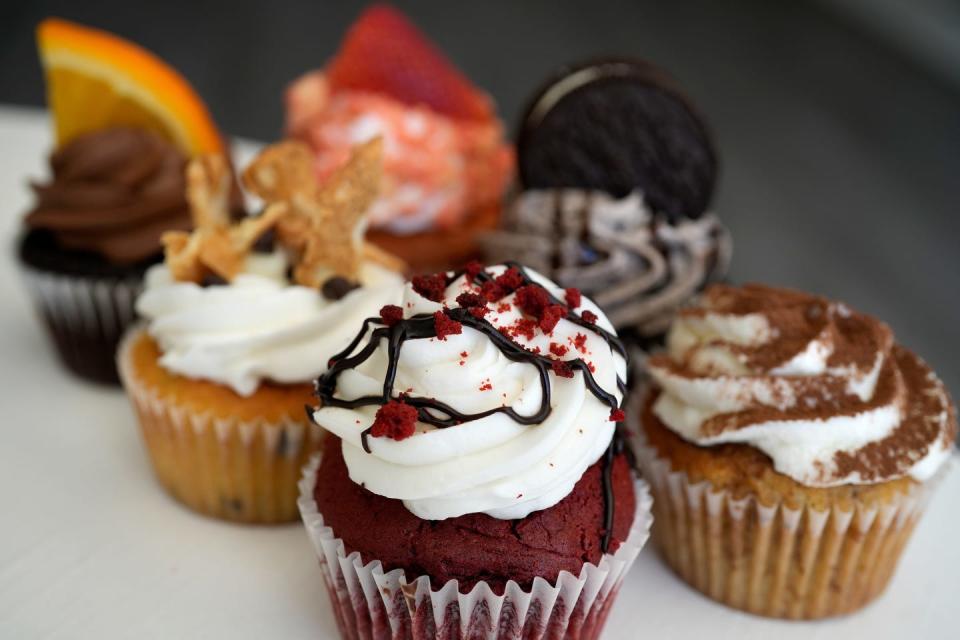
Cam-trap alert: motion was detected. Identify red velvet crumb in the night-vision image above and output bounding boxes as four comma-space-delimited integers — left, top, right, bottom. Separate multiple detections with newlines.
495, 267, 524, 292
370, 400, 419, 441
549, 342, 568, 357
581, 310, 598, 325
609, 408, 626, 422
412, 273, 447, 302
497, 302, 512, 313
480, 280, 506, 302
565, 287, 582, 309
515, 284, 550, 317
479, 380, 493, 391
469, 306, 490, 319
539, 304, 567, 333
434, 310, 462, 340
464, 260, 484, 283
456, 292, 485, 308
379, 304, 404, 327
551, 360, 574, 378
572, 333, 588, 353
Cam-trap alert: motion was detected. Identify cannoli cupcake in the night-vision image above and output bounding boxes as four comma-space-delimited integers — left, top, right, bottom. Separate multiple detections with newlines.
633, 283, 956, 618
299, 263, 652, 638
18, 18, 236, 384
119, 139, 405, 523
285, 5, 514, 273
484, 58, 730, 358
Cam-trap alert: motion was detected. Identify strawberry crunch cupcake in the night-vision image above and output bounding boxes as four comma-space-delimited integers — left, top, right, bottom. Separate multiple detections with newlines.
119, 139, 404, 523
633, 283, 956, 618
286, 5, 514, 272
299, 263, 652, 639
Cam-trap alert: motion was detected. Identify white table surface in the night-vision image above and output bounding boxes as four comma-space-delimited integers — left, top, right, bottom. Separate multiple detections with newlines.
0, 104, 957, 639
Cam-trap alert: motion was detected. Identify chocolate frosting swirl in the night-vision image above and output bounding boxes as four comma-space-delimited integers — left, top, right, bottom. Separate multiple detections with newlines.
482, 189, 731, 340
25, 128, 192, 265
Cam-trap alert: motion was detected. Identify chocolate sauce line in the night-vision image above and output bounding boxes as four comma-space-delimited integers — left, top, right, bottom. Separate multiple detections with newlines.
313, 263, 629, 552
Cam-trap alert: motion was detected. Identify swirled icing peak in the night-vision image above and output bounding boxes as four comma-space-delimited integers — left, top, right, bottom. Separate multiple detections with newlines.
648, 283, 957, 486
312, 263, 629, 521
483, 189, 730, 338
25, 128, 193, 265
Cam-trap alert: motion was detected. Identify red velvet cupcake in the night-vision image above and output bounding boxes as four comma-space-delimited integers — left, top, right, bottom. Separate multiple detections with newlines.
298, 264, 652, 639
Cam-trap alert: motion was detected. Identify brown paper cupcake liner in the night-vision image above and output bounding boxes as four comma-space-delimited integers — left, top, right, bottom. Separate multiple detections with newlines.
118, 329, 324, 523
298, 452, 653, 640
632, 428, 942, 619
21, 266, 142, 385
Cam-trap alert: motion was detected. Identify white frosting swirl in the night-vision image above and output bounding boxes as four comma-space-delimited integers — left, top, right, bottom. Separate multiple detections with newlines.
647, 284, 956, 486
313, 265, 628, 520
137, 251, 404, 396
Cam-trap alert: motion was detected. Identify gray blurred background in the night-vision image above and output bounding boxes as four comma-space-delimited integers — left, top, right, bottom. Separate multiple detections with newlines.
1, 0, 959, 400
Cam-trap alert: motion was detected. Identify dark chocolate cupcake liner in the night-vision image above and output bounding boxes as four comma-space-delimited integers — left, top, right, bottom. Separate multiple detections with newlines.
20, 265, 142, 384
297, 452, 653, 640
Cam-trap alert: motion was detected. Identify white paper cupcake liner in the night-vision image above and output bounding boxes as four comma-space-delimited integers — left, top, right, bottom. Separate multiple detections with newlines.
631, 421, 945, 619
21, 265, 142, 383
118, 328, 324, 523
298, 452, 653, 639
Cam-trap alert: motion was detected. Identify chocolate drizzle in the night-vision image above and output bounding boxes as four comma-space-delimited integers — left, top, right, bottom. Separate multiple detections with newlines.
314, 263, 628, 552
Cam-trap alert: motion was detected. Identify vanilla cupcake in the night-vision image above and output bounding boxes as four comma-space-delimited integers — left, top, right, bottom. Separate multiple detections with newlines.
119, 139, 404, 523
299, 263, 652, 639
633, 283, 956, 618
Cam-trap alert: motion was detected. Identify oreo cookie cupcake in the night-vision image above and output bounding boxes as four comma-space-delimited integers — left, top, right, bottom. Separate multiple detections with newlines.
633, 283, 956, 618
299, 263, 652, 639
119, 139, 405, 523
19, 19, 235, 384
484, 59, 730, 359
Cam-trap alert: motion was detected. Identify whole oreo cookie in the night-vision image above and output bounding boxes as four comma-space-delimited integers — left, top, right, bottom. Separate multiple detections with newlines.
517, 59, 717, 222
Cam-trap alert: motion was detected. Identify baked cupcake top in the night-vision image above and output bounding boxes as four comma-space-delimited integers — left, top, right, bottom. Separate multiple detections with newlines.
136, 139, 404, 396
312, 263, 628, 523
285, 5, 513, 234
647, 283, 957, 486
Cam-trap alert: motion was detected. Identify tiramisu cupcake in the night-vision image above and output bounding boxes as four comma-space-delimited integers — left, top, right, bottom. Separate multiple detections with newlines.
285, 5, 514, 273
119, 139, 404, 523
633, 283, 956, 618
484, 59, 730, 357
299, 264, 652, 638
19, 18, 235, 384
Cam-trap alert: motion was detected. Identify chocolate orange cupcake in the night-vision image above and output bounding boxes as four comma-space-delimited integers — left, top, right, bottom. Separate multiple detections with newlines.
632, 283, 956, 618
19, 19, 234, 384
484, 59, 730, 356
299, 263, 652, 638
285, 5, 514, 273
120, 139, 405, 523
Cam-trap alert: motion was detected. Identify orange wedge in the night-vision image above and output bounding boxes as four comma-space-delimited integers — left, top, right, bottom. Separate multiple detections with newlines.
37, 18, 223, 155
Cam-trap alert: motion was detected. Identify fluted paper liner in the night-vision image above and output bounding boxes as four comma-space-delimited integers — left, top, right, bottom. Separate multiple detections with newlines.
118, 329, 323, 523
298, 452, 653, 639
21, 265, 142, 384
633, 429, 942, 619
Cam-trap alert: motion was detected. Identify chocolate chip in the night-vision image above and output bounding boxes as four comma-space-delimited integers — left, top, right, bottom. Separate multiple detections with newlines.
200, 272, 229, 287
251, 227, 276, 253
322, 276, 360, 300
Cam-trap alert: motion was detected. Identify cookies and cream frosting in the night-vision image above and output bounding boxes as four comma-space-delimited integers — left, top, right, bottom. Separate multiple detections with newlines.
312, 264, 628, 521
482, 189, 731, 339
647, 284, 956, 486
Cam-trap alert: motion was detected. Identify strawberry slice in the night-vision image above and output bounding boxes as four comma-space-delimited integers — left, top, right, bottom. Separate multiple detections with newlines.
326, 4, 494, 122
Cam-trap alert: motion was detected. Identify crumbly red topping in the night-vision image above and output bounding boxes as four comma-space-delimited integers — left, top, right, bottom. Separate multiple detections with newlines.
464, 260, 484, 283
565, 287, 582, 309
549, 342, 568, 357
412, 273, 447, 302
581, 310, 598, 325
434, 310, 463, 340
370, 400, 419, 441
379, 304, 404, 327
572, 333, 588, 353
469, 306, 490, 319
609, 408, 626, 422
551, 360, 574, 378
455, 292, 485, 308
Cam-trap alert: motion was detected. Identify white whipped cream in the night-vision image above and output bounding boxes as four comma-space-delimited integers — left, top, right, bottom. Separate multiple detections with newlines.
137, 251, 404, 396
313, 265, 628, 520
647, 286, 955, 486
